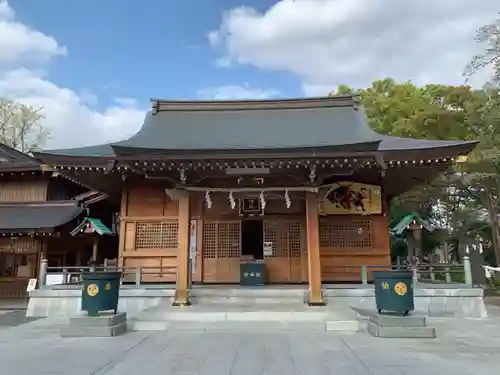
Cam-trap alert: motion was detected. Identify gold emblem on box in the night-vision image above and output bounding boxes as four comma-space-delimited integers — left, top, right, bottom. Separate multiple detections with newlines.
394, 282, 407, 296
87, 283, 99, 297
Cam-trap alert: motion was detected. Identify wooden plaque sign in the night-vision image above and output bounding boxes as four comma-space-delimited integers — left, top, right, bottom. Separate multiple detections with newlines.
319, 182, 382, 215
239, 198, 262, 216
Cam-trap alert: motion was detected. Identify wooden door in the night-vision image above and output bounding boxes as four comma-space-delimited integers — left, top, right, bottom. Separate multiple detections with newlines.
263, 219, 305, 283
202, 221, 241, 283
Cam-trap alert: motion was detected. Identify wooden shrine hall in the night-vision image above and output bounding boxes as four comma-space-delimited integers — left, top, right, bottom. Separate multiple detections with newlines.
34, 95, 478, 306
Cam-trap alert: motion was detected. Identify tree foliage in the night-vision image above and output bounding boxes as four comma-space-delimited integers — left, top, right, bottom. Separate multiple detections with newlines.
0, 98, 49, 153
465, 13, 500, 84
332, 79, 500, 264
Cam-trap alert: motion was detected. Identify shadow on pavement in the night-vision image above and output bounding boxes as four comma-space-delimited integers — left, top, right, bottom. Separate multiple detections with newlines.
0, 310, 41, 328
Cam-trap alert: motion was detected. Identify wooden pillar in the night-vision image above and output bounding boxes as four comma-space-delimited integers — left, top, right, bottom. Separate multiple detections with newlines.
76, 249, 82, 267
92, 236, 99, 262
173, 192, 191, 306
117, 187, 128, 269
305, 190, 324, 306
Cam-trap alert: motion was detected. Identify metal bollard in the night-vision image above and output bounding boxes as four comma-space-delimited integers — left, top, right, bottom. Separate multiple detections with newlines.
135, 267, 141, 288
412, 267, 418, 285
38, 258, 48, 288
188, 259, 193, 289
430, 266, 435, 282
361, 264, 368, 285
463, 256, 473, 286
445, 266, 451, 283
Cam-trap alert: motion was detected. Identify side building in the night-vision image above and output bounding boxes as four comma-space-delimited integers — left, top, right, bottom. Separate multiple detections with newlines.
34, 96, 478, 305
0, 143, 118, 299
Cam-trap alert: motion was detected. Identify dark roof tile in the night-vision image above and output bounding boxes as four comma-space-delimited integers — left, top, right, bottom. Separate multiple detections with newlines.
0, 201, 84, 233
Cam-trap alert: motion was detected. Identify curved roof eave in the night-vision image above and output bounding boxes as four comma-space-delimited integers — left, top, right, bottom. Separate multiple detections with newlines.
379, 136, 479, 159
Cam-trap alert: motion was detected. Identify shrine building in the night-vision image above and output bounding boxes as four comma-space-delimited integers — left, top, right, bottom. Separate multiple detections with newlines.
33, 95, 478, 306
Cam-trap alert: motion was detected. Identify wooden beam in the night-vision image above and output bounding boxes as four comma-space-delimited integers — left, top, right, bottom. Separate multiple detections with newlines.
305, 191, 325, 306
172, 193, 191, 306
179, 186, 320, 193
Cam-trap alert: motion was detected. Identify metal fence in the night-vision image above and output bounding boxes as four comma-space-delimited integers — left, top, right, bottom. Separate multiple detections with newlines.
37, 256, 473, 289
40, 263, 178, 290
321, 262, 468, 285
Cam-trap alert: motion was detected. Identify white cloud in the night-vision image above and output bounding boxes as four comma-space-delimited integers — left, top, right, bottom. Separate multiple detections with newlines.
0, 1, 66, 65
198, 84, 279, 100
209, 0, 499, 96
0, 0, 13, 20
0, 1, 145, 149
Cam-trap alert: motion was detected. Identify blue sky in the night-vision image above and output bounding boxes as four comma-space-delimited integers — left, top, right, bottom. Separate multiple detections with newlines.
11, 0, 299, 110
0, 0, 498, 148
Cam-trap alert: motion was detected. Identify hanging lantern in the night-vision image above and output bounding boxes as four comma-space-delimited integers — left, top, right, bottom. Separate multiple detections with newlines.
408, 220, 422, 241
284, 189, 291, 209
205, 190, 212, 209
229, 191, 236, 210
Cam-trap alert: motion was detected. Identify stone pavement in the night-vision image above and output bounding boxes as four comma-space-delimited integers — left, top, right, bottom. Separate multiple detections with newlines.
1, 306, 500, 375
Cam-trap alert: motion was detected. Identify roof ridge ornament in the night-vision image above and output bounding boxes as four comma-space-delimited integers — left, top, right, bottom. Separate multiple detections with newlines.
152, 100, 159, 115
149, 95, 360, 112
351, 94, 361, 111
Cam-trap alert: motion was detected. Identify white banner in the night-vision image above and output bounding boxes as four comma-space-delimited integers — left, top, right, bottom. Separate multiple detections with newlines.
190, 219, 197, 273
483, 265, 500, 279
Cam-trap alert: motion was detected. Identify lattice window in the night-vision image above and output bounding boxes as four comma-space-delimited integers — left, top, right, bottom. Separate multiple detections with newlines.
0, 238, 41, 254
218, 222, 241, 258
135, 221, 179, 249
287, 220, 302, 258
263, 220, 278, 258
202, 221, 241, 259
319, 218, 372, 248
264, 219, 303, 258
202, 222, 217, 259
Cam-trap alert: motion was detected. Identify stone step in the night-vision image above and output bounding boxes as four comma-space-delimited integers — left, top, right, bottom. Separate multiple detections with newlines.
369, 314, 427, 328
129, 320, 329, 332
61, 321, 127, 337
137, 308, 336, 322
131, 302, 360, 332
191, 296, 305, 305
325, 320, 360, 332
190, 288, 306, 299
367, 322, 436, 339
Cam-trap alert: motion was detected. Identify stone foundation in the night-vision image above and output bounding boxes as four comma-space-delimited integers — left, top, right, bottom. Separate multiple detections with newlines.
325, 284, 487, 318
26, 284, 487, 319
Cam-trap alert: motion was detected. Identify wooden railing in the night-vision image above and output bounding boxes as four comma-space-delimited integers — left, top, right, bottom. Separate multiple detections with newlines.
321, 262, 469, 285
0, 278, 29, 299
43, 265, 178, 289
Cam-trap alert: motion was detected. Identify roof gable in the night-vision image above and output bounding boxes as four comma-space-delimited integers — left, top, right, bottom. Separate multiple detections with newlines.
111, 96, 382, 154
0, 143, 41, 171
33, 96, 479, 160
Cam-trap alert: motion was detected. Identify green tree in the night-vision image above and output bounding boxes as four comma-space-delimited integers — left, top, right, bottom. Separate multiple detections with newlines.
332, 80, 500, 264
0, 98, 49, 152
465, 13, 500, 84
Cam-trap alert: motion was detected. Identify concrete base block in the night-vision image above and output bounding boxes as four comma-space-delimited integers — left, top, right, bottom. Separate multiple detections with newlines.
69, 312, 127, 327
61, 312, 128, 337
61, 321, 127, 337
369, 314, 426, 328
368, 322, 436, 339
